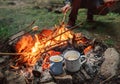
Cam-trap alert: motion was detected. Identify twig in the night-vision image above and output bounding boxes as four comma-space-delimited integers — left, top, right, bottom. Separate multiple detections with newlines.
10, 20, 36, 37
8, 20, 36, 42
39, 22, 84, 56
8, 30, 33, 44
46, 22, 83, 42
0, 52, 25, 56
41, 40, 68, 54
62, 13, 66, 23
0, 22, 83, 56
1, 20, 36, 51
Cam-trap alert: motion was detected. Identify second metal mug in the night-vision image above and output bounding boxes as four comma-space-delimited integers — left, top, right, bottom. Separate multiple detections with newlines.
63, 50, 86, 72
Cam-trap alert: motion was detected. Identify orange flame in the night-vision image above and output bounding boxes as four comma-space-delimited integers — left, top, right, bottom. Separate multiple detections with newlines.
84, 45, 93, 55
15, 24, 73, 66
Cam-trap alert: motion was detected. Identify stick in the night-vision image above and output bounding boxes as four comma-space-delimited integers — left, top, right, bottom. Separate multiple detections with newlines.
0, 40, 67, 56
62, 13, 66, 23
36, 22, 83, 56
45, 22, 83, 42
41, 39, 68, 54
8, 30, 33, 43
1, 20, 36, 50
0, 52, 25, 56
10, 20, 36, 37
8, 20, 36, 42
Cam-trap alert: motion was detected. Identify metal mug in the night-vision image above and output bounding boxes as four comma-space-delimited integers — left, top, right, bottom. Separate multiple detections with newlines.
49, 55, 63, 75
63, 50, 86, 72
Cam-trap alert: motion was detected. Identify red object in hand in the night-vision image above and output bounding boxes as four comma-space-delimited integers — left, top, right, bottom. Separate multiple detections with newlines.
105, 1, 116, 7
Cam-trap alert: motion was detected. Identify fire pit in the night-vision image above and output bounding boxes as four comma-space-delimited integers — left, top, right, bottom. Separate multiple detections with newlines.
0, 23, 119, 84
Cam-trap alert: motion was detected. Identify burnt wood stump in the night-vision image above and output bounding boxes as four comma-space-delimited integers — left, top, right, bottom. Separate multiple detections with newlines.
54, 75, 72, 84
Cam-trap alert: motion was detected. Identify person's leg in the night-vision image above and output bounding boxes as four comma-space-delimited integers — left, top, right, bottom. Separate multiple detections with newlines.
68, 0, 81, 27
87, 9, 94, 22
86, 0, 97, 22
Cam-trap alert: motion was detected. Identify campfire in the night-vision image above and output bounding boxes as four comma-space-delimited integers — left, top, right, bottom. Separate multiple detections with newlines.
15, 23, 73, 67
14, 23, 92, 69
0, 22, 119, 84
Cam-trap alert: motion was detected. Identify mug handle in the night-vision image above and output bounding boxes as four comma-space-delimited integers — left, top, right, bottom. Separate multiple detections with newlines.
80, 55, 86, 65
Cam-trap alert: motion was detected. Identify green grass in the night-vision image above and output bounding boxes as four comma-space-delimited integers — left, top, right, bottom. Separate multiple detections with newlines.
0, 7, 65, 39
0, 4, 120, 51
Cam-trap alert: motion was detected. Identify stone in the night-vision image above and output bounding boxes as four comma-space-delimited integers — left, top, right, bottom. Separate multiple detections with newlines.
54, 75, 72, 84
94, 46, 101, 52
43, 81, 56, 84
0, 71, 7, 84
32, 70, 41, 78
85, 51, 104, 77
0, 57, 5, 63
5, 70, 26, 84
100, 48, 120, 82
2, 55, 9, 59
0, 71, 4, 79
40, 70, 53, 83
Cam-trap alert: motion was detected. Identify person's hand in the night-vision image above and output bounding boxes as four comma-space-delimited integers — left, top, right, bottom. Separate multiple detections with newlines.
61, 4, 71, 14
104, 0, 115, 7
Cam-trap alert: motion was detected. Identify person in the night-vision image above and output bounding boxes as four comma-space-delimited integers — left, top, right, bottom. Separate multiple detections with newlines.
61, 0, 112, 27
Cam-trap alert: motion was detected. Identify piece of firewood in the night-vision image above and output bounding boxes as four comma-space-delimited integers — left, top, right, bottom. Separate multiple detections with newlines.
54, 75, 73, 84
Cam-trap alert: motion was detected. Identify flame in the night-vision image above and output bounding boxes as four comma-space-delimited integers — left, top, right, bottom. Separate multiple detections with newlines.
15, 24, 73, 66
84, 45, 93, 55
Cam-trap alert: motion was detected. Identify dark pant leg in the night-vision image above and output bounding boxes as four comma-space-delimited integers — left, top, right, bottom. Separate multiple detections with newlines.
87, 0, 97, 20
68, 0, 81, 25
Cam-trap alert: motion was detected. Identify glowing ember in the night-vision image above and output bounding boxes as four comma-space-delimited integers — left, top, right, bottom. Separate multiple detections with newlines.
84, 45, 93, 55
15, 24, 73, 66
